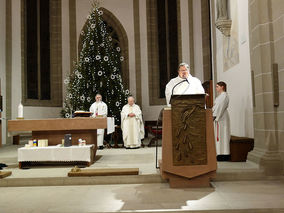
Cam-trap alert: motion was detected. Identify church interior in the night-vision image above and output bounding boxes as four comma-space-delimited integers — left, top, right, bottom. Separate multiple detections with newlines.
0, 0, 284, 212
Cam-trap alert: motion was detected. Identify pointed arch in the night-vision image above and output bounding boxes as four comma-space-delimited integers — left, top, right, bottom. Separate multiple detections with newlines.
78, 7, 129, 88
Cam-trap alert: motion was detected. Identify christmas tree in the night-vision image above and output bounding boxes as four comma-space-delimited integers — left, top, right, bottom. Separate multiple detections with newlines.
61, 2, 129, 124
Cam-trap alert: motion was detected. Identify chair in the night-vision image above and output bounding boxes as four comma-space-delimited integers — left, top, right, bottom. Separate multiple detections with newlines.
154, 109, 164, 168
147, 109, 164, 147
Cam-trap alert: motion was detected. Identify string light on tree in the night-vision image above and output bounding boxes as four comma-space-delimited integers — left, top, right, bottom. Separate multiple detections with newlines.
64, 78, 69, 85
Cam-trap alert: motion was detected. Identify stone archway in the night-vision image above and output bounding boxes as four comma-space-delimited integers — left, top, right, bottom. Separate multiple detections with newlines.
78, 7, 129, 88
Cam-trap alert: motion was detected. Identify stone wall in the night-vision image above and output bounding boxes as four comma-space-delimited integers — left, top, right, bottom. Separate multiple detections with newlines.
213, 0, 254, 138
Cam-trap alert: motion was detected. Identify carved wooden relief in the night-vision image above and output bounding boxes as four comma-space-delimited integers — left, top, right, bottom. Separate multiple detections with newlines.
171, 94, 207, 166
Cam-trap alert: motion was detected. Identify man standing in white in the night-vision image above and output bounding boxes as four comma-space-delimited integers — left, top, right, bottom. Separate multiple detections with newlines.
89, 94, 108, 149
121, 96, 144, 149
213, 81, 230, 160
165, 63, 205, 106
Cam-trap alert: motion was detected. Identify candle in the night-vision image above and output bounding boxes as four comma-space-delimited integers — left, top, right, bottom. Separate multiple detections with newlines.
18, 102, 23, 118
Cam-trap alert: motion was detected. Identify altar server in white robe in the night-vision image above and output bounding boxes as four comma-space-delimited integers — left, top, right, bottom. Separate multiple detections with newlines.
165, 62, 205, 106
121, 96, 144, 149
89, 94, 108, 149
213, 81, 230, 160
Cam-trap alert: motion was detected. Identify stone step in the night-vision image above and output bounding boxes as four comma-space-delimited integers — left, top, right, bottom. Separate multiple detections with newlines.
213, 169, 266, 181
0, 174, 165, 187
1, 169, 283, 187
103, 209, 284, 213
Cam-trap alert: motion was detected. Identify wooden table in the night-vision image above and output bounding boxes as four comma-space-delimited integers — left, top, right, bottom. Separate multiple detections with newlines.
8, 118, 107, 150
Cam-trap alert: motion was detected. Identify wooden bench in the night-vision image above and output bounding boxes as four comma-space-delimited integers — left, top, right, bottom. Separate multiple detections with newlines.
230, 136, 254, 162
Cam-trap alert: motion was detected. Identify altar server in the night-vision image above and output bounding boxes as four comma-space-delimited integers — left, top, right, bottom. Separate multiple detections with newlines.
121, 96, 144, 149
165, 62, 205, 106
213, 81, 230, 160
89, 94, 108, 149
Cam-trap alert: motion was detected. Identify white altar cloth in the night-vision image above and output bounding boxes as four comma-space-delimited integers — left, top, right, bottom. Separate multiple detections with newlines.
107, 117, 115, 134
18, 145, 94, 162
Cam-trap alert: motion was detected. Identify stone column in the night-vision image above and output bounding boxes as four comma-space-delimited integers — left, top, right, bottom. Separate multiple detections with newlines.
247, 0, 284, 176
5, 0, 12, 145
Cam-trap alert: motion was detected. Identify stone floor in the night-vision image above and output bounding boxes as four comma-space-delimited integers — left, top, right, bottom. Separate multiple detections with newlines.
1, 181, 284, 213
1, 141, 284, 212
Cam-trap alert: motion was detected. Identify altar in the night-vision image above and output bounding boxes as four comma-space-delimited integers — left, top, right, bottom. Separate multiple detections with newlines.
17, 145, 95, 168
8, 117, 110, 148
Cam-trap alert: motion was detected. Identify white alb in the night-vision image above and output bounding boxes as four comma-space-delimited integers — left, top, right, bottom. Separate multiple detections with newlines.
165, 74, 205, 106
121, 104, 144, 148
89, 101, 108, 146
212, 91, 230, 155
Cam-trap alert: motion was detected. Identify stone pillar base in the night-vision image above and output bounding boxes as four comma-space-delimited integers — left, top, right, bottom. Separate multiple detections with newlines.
248, 148, 283, 176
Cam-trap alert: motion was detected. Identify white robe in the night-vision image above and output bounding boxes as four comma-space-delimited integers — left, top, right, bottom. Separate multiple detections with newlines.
212, 92, 230, 155
121, 104, 144, 148
165, 75, 205, 106
89, 101, 108, 146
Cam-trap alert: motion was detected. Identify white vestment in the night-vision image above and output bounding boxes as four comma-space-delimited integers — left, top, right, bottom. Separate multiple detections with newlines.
89, 101, 108, 146
165, 75, 205, 106
212, 92, 230, 155
121, 104, 144, 148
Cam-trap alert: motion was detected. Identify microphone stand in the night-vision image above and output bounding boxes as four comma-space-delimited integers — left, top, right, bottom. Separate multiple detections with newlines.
171, 79, 188, 96
169, 79, 189, 104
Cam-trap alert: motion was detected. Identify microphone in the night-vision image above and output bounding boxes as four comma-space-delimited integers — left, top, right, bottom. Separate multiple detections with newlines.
171, 79, 189, 96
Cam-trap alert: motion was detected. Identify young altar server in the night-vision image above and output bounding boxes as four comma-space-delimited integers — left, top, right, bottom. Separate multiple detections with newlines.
165, 62, 205, 106
89, 94, 108, 149
213, 81, 231, 161
121, 96, 144, 149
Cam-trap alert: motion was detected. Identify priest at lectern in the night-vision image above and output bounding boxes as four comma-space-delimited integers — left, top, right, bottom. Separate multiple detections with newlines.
165, 62, 205, 106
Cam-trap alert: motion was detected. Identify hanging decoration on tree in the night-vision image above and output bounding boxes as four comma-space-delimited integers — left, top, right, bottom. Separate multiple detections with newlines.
61, 1, 129, 124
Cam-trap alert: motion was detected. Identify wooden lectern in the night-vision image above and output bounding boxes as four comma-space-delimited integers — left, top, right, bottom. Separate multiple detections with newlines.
160, 94, 217, 188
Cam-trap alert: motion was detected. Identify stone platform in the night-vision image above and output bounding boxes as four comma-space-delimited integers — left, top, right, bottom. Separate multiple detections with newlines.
0, 144, 277, 187
0, 181, 284, 213
1, 144, 284, 212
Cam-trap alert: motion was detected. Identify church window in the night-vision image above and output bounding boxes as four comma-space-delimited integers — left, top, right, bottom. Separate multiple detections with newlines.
22, 0, 62, 106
